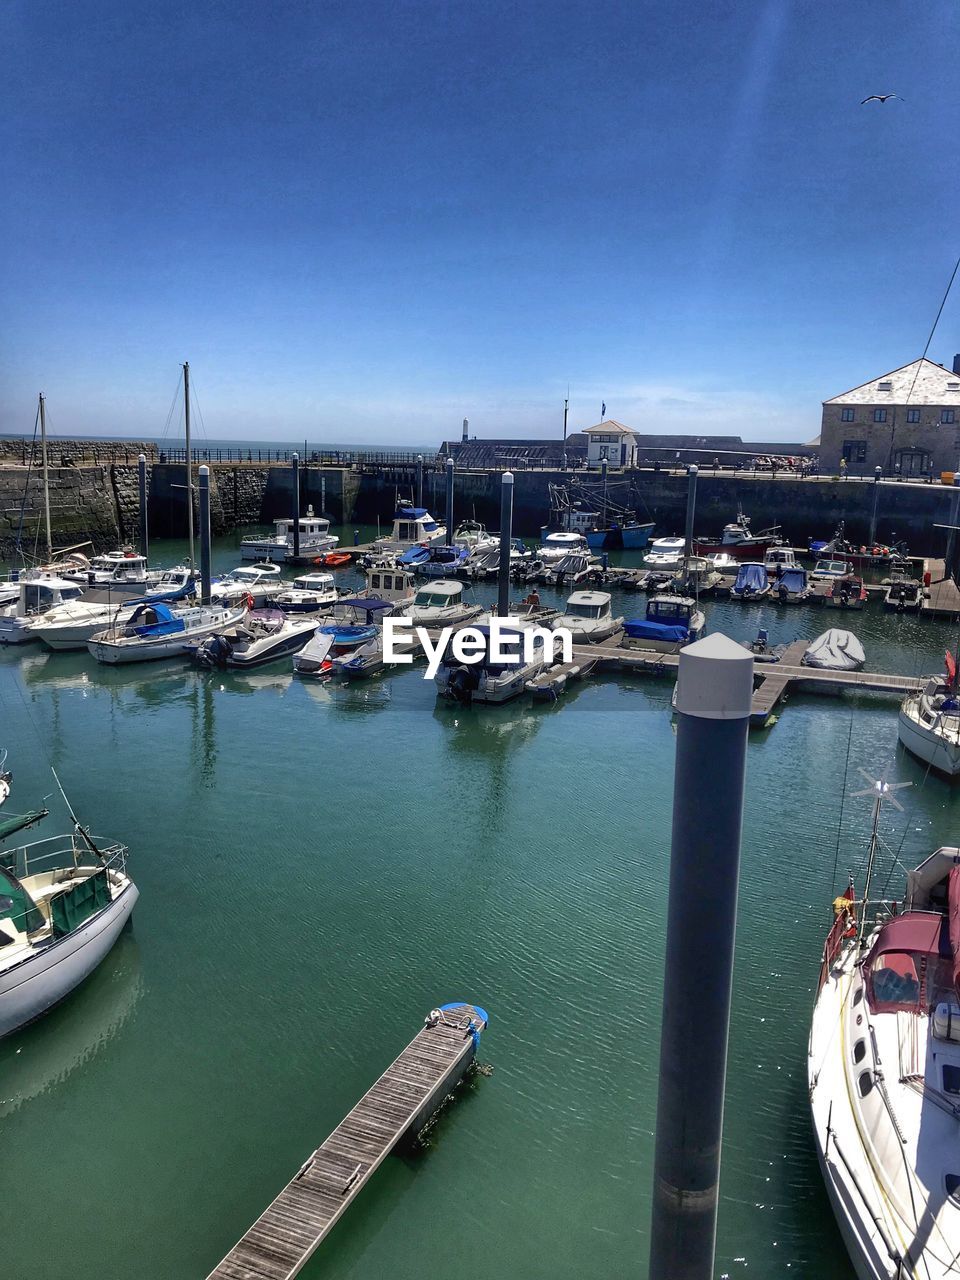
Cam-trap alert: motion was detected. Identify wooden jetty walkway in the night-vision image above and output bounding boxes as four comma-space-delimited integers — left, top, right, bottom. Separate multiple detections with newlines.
207, 1003, 488, 1280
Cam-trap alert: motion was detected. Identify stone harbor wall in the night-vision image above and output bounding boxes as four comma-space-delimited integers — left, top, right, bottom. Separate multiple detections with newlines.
0, 438, 159, 465
0, 463, 120, 556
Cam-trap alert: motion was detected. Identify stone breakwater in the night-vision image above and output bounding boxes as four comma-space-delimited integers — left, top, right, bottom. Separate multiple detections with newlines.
0, 454, 957, 558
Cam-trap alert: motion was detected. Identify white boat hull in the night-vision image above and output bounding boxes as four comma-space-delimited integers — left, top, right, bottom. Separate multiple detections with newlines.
0, 882, 139, 1038
897, 704, 960, 776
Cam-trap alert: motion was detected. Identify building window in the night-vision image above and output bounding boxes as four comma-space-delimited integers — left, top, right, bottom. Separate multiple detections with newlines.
907, 408, 920, 423
841, 408, 855, 422
878, 380, 893, 391
873, 408, 887, 423
943, 410, 956, 425
843, 440, 867, 464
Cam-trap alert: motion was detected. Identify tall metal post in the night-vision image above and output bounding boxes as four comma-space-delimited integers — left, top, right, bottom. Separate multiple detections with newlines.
649, 634, 753, 1280
321, 472, 327, 517
945, 483, 960, 580
417, 455, 424, 507
198, 465, 212, 605
38, 392, 52, 560
682, 464, 698, 579
868, 467, 882, 547
445, 457, 455, 546
497, 471, 514, 616
138, 453, 149, 561
601, 457, 608, 526
562, 397, 569, 471
183, 361, 195, 566
292, 453, 301, 560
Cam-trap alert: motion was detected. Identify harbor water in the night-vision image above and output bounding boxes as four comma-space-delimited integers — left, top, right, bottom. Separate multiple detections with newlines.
2, 530, 959, 1278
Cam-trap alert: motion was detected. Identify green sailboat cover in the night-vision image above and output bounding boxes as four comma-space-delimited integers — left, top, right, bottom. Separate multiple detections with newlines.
0, 865, 44, 935
0, 808, 48, 844
50, 869, 111, 939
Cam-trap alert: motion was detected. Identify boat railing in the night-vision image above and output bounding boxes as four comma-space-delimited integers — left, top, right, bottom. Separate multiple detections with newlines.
1, 833, 129, 881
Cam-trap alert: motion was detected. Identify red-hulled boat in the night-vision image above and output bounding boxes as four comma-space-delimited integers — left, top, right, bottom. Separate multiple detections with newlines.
692, 510, 782, 561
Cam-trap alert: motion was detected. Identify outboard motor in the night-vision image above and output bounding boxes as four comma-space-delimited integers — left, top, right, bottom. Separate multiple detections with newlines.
194, 634, 233, 669
448, 664, 480, 706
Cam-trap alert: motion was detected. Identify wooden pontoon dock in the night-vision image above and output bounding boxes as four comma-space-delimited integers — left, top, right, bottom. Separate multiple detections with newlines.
207, 1002, 488, 1280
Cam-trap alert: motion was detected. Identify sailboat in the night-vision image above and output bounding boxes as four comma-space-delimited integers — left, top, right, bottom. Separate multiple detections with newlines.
898, 650, 960, 777
0, 771, 138, 1038
809, 772, 960, 1278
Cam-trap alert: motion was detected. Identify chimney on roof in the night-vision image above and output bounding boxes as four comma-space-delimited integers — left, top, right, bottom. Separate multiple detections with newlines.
953, 354, 960, 375
462, 417, 469, 443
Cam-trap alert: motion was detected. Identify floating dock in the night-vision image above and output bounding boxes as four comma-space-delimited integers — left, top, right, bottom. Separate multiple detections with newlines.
207, 1002, 488, 1280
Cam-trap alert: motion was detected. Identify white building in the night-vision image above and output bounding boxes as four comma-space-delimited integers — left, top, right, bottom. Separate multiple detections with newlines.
582, 420, 639, 468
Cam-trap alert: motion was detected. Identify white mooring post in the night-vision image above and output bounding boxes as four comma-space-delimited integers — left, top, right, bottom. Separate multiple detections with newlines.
138, 453, 149, 561
497, 471, 514, 617
445, 457, 455, 546
649, 633, 753, 1280
198, 465, 212, 606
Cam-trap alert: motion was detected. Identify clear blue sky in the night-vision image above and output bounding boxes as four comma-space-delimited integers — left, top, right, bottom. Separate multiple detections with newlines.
1, 1, 958, 445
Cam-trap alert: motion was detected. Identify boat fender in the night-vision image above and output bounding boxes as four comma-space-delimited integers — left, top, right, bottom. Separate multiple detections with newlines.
244, 592, 255, 610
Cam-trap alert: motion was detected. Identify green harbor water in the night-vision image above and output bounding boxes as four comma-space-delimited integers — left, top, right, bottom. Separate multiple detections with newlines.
2, 530, 960, 1279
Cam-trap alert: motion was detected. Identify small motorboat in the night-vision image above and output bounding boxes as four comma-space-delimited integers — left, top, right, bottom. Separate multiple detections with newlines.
210, 563, 282, 607
809, 558, 852, 586
644, 537, 685, 572
270, 572, 339, 614
191, 609, 318, 669
317, 552, 351, 568
706, 552, 740, 578
293, 623, 378, 677
730, 562, 770, 601
882, 573, 923, 612
373, 507, 447, 552
825, 575, 867, 610
772, 566, 809, 604
417, 544, 471, 578
739, 628, 787, 662
551, 590, 623, 643
764, 546, 797, 575
435, 620, 553, 705
404, 580, 482, 628
539, 531, 589, 562
622, 594, 705, 652
670, 556, 722, 596
802, 628, 865, 671
332, 635, 384, 679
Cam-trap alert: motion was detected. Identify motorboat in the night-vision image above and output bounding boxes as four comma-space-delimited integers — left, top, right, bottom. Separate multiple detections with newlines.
825, 575, 868, 610
706, 552, 740, 578
644, 537, 686, 572
883, 573, 924, 613
269, 571, 339, 614
551, 591, 623, 643
63, 550, 165, 597
372, 506, 447, 552
764, 546, 797, 574
210, 563, 282, 607
358, 564, 416, 608
730, 562, 770, 601
406, 544, 470, 578
809, 558, 852, 586
535, 552, 596, 588
0, 795, 138, 1039
622, 594, 705, 652
292, 604, 383, 677
0, 575, 87, 645
191, 609, 318, 669
330, 600, 400, 679
452, 520, 497, 553
539, 531, 588, 562
87, 601, 248, 664
22, 569, 197, 652
465, 539, 531, 580
772, 566, 809, 604
809, 832, 960, 1279
404, 580, 482, 628
693, 509, 782, 560
802, 628, 865, 671
740, 628, 788, 661
586, 520, 655, 551
670, 556, 722, 596
435, 621, 554, 705
898, 665, 960, 776
240, 507, 339, 562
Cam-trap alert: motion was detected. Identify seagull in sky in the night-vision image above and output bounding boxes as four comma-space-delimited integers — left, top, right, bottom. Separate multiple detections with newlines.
860, 93, 903, 105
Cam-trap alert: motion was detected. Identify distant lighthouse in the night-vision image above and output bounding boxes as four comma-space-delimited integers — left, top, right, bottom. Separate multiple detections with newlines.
462, 417, 469, 443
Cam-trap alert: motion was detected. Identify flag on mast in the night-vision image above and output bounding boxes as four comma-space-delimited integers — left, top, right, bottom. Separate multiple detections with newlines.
601, 401, 606, 418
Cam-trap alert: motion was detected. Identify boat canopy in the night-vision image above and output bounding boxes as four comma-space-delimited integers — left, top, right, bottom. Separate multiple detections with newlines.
733, 563, 768, 593
337, 597, 394, 614
865, 911, 950, 1013
399, 546, 431, 565
130, 603, 185, 637
0, 864, 45, 934
777, 568, 807, 592
50, 868, 112, 939
396, 507, 429, 518
625, 619, 689, 643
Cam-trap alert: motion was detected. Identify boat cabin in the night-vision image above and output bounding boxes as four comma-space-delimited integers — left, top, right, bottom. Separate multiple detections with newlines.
413, 581, 464, 608
541, 531, 587, 552
14, 577, 85, 616
765, 547, 797, 572
562, 591, 612, 620
646, 594, 697, 626
273, 510, 331, 540
227, 564, 282, 585
365, 566, 414, 601
390, 507, 441, 542
291, 572, 335, 592
811, 559, 852, 581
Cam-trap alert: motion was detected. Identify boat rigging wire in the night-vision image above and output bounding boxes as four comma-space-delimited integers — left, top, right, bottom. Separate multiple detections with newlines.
829, 706, 856, 893
13, 400, 40, 564
902, 253, 960, 410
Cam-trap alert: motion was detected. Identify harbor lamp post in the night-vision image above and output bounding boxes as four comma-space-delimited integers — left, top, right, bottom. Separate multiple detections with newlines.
497, 471, 514, 617
649, 633, 753, 1280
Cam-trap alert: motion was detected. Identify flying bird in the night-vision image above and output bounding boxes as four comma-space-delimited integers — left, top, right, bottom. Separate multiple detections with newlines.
860, 93, 903, 105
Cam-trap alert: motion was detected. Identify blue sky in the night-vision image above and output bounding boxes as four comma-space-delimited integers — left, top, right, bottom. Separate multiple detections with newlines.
1, 1, 958, 445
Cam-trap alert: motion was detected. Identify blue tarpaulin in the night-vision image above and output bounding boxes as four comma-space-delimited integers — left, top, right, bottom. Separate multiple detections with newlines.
733, 563, 768, 594
624, 619, 689, 642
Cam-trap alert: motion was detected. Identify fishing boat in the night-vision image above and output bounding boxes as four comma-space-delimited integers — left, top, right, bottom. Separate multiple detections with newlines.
586, 519, 655, 551
551, 591, 623, 643
0, 777, 138, 1039
644, 537, 686, 572
883, 573, 924, 613
240, 507, 339, 562
269, 571, 339, 614
0, 574, 87, 645
809, 520, 910, 566
898, 656, 960, 777
809, 772, 960, 1279
693, 509, 782, 560
404, 580, 482, 628
730, 562, 770, 601
772, 566, 809, 604
191, 609, 317, 669
622, 594, 705, 652
809, 558, 853, 586
210, 563, 282, 607
372, 506, 447, 552
802, 628, 865, 671
826, 575, 868, 610
357, 564, 416, 607
87, 601, 247, 664
435, 621, 553, 705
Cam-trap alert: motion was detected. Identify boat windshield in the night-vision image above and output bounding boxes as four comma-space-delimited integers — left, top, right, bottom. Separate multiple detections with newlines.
415, 589, 457, 606
648, 599, 691, 622
568, 603, 603, 619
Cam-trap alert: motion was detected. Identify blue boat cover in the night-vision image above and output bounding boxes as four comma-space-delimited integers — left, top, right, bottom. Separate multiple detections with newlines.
399, 546, 431, 564
396, 507, 429, 518
130, 603, 186, 637
777, 568, 807, 591
624, 619, 689, 642
733, 563, 768, 593
318, 623, 378, 642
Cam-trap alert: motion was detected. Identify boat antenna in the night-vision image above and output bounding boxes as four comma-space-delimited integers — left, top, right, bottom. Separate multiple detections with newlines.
51, 767, 105, 864
850, 769, 910, 942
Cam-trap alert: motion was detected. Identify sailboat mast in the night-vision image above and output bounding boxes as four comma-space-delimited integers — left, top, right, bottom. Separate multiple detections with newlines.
183, 361, 195, 566
858, 792, 883, 943
38, 392, 52, 561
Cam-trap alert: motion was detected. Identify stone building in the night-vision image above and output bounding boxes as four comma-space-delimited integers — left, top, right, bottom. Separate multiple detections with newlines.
820, 356, 960, 475
582, 420, 639, 467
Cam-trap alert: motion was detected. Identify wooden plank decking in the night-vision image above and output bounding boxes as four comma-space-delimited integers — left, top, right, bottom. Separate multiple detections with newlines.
207, 1004, 487, 1280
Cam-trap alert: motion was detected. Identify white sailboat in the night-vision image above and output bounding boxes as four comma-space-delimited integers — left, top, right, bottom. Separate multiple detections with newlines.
87, 601, 247, 664
898, 657, 960, 776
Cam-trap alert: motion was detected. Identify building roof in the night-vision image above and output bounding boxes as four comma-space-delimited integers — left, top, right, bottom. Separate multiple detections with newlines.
824, 358, 960, 406
583, 419, 637, 437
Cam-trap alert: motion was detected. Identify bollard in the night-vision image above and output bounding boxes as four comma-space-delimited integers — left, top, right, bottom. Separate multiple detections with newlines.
649, 633, 753, 1280
354, 530, 360, 547
198, 465, 212, 606
682, 464, 698, 578
417, 454, 424, 507
601, 457, 608, 526
292, 453, 301, 560
445, 457, 455, 546
497, 471, 514, 617
138, 453, 149, 561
